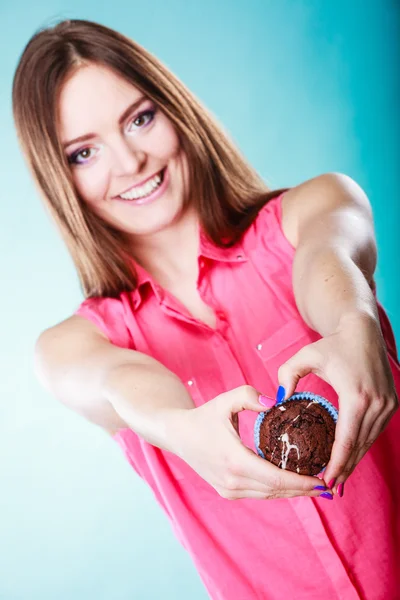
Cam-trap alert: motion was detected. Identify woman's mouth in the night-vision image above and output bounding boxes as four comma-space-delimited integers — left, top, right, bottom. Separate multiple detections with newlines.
116, 167, 167, 205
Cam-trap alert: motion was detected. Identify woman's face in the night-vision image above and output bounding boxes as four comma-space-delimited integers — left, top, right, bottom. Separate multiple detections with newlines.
58, 63, 189, 238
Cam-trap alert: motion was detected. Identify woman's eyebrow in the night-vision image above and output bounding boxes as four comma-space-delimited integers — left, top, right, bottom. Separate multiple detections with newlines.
62, 95, 147, 149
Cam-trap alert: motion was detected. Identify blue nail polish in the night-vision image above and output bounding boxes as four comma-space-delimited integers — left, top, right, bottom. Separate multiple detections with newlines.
320, 492, 334, 500
313, 486, 327, 490
276, 386, 286, 404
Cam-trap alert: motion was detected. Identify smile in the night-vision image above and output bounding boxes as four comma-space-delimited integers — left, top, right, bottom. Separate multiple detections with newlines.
118, 168, 165, 200
114, 166, 169, 206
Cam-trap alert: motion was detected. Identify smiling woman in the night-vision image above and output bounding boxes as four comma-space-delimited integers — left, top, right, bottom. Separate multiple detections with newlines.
12, 18, 400, 600
57, 63, 187, 237
12, 19, 284, 298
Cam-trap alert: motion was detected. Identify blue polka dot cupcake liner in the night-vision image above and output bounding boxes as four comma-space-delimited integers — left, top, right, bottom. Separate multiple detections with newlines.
254, 391, 339, 460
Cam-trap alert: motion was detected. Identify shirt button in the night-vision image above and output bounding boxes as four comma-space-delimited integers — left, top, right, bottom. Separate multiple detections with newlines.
187, 380, 194, 386
256, 343, 263, 350
236, 254, 244, 260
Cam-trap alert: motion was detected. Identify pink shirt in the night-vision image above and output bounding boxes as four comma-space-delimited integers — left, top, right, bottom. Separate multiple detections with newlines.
75, 192, 400, 600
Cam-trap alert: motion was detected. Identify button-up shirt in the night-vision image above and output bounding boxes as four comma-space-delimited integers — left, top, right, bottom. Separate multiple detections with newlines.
75, 192, 400, 599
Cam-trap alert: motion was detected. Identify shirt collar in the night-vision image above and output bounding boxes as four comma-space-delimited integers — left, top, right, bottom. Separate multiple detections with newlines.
130, 226, 247, 309
198, 229, 247, 263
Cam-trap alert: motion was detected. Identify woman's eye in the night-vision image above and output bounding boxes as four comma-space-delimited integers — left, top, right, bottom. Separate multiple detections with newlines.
66, 108, 156, 165
128, 109, 156, 132
68, 147, 96, 165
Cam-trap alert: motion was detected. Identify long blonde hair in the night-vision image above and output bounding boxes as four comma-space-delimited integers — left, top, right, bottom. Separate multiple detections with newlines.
12, 19, 288, 298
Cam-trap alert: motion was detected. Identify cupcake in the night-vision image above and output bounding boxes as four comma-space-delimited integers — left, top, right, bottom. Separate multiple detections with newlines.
254, 392, 338, 476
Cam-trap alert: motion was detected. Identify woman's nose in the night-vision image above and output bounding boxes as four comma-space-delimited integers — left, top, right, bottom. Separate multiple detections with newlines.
111, 139, 146, 176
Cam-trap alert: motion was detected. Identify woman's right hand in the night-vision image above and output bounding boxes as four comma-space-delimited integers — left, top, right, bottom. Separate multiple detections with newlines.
167, 385, 330, 500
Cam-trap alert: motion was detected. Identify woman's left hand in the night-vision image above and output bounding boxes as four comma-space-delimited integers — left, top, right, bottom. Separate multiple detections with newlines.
277, 312, 399, 495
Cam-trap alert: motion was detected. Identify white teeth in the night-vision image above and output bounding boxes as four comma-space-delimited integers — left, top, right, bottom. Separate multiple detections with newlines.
119, 172, 163, 200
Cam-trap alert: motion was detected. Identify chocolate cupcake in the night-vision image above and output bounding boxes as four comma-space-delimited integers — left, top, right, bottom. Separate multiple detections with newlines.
254, 392, 338, 476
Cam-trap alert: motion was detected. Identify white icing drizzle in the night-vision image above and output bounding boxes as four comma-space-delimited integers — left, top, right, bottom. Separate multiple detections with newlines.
270, 401, 315, 469
279, 432, 300, 470
306, 399, 319, 409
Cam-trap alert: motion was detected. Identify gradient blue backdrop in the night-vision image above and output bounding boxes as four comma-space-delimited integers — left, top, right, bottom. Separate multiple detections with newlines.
1, 1, 399, 599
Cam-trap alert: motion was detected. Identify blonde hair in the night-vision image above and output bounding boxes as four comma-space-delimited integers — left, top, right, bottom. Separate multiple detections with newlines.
12, 19, 288, 298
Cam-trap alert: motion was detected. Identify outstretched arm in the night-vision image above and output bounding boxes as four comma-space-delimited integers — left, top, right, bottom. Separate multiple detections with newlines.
279, 172, 398, 494
286, 172, 377, 335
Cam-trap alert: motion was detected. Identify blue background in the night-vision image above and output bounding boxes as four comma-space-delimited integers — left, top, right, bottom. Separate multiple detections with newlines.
1, 1, 399, 598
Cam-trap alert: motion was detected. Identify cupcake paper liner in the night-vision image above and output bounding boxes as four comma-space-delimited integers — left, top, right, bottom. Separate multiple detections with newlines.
254, 391, 339, 460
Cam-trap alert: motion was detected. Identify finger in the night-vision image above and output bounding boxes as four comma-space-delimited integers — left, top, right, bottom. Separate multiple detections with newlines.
219, 488, 277, 500
218, 475, 333, 499
222, 474, 328, 498
220, 487, 333, 500
278, 343, 323, 399
334, 397, 396, 490
347, 391, 399, 481
349, 409, 394, 476
241, 445, 327, 494
333, 411, 373, 488
218, 385, 274, 417
323, 398, 364, 486
225, 428, 329, 496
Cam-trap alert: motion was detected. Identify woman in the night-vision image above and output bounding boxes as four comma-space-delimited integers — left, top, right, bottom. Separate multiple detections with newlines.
12, 19, 400, 600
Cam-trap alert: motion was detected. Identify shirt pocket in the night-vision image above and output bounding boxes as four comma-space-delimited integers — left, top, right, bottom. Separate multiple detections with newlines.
183, 376, 205, 408
255, 317, 312, 382
255, 317, 339, 405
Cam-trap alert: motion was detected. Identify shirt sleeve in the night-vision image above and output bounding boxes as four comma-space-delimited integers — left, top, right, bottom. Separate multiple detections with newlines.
74, 295, 135, 349
251, 193, 399, 362
245, 191, 296, 261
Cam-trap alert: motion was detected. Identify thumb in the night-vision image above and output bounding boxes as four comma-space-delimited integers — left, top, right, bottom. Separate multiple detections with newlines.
218, 385, 276, 416
277, 344, 317, 401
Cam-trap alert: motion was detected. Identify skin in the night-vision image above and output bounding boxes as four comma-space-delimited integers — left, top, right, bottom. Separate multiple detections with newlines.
59, 63, 200, 285
280, 175, 398, 494
57, 64, 398, 499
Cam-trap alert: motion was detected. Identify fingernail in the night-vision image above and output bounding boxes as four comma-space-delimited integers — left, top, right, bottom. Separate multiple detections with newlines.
258, 394, 276, 407
313, 486, 327, 490
320, 492, 334, 500
276, 386, 286, 404
337, 482, 344, 498
328, 478, 336, 489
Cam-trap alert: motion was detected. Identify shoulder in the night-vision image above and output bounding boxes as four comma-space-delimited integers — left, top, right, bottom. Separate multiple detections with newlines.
74, 293, 135, 349
36, 314, 109, 351
35, 315, 109, 376
280, 172, 372, 248
35, 315, 130, 437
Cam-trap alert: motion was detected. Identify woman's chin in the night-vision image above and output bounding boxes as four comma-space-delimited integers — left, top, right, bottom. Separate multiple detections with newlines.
122, 209, 185, 237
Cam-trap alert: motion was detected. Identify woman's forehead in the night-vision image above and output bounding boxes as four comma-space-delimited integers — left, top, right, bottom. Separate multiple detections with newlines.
58, 64, 143, 143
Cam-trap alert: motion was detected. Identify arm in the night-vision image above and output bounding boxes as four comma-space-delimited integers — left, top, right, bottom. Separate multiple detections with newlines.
279, 172, 398, 492
35, 315, 194, 451
284, 172, 378, 335
36, 315, 330, 501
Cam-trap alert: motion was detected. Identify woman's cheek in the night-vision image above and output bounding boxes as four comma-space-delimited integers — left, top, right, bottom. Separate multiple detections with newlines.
74, 162, 110, 207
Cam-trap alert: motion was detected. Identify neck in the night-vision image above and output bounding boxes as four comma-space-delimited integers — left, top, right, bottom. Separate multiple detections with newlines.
131, 206, 200, 286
